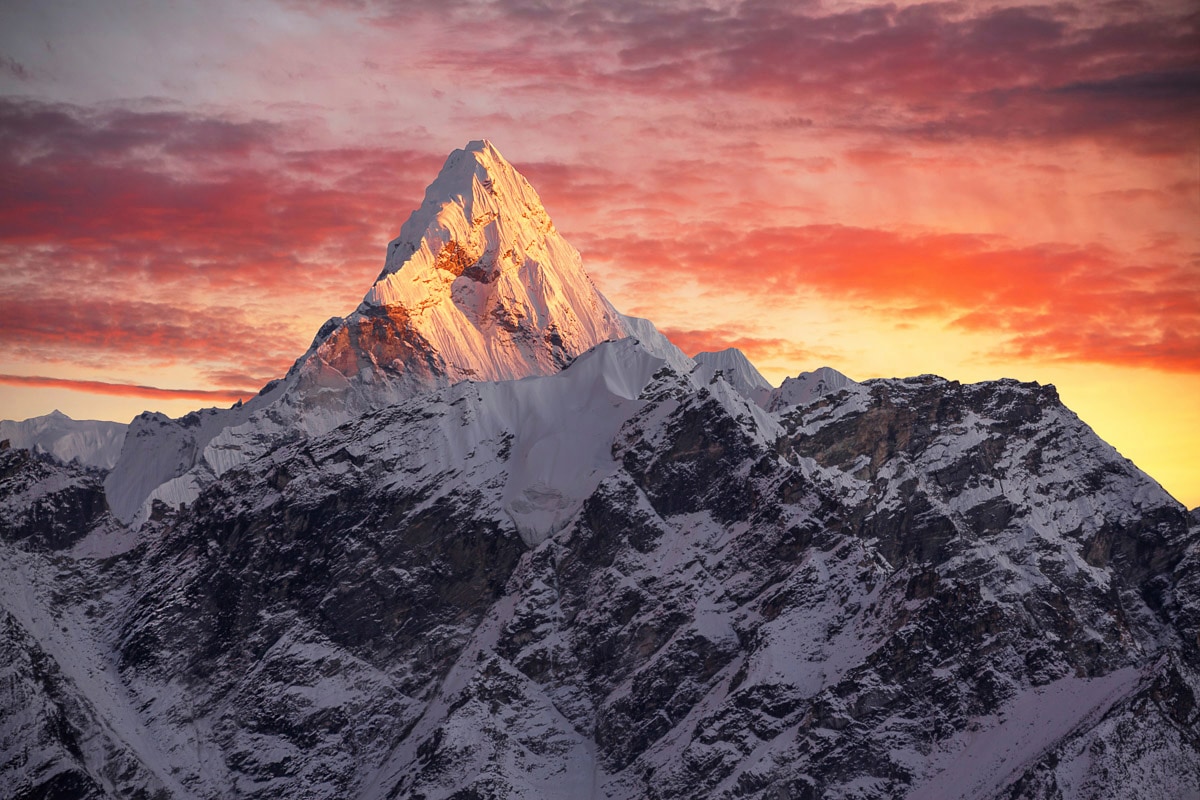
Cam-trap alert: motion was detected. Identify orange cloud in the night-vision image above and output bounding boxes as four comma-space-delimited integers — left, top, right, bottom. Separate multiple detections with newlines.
594, 225, 1200, 373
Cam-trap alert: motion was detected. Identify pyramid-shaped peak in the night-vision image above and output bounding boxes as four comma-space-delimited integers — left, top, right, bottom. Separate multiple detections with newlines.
694, 348, 774, 392
298, 139, 628, 389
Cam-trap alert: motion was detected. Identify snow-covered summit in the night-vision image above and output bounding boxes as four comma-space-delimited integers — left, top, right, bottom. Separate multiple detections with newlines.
618, 314, 696, 375
0, 410, 126, 470
346, 139, 626, 385
287, 139, 634, 420
369, 140, 547, 301
769, 365, 855, 410
693, 347, 773, 405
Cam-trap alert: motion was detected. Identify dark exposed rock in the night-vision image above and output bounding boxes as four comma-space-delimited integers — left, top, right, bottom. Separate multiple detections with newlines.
0, 448, 111, 550
1, 368, 1196, 799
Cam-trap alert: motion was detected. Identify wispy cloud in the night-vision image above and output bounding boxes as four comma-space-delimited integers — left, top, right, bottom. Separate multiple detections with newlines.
0, 373, 256, 402
349, 0, 1200, 154
659, 326, 829, 365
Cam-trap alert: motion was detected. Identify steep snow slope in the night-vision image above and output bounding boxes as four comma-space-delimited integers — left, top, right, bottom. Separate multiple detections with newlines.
361, 139, 625, 372
296, 138, 627, 410
618, 314, 696, 376
0, 411, 126, 470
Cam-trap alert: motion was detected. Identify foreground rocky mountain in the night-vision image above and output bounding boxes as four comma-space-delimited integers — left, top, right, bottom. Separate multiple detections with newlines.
1, 143, 1196, 800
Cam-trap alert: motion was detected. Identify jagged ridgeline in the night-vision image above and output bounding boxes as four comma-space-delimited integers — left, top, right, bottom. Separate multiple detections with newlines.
1, 141, 1197, 800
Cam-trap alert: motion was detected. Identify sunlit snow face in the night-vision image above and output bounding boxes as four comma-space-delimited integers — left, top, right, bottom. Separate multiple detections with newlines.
1, 0, 1197, 507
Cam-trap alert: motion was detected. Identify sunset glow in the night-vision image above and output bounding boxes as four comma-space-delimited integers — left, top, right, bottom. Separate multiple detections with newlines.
1, 0, 1196, 506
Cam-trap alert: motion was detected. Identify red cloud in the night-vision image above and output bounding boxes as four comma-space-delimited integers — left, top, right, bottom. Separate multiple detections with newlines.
0, 99, 449, 388
0, 374, 256, 403
0, 296, 297, 387
2, 95, 1194, 393
0, 99, 439, 292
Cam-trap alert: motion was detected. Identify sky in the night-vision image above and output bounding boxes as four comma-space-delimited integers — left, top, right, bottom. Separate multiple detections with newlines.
0, 0, 1197, 507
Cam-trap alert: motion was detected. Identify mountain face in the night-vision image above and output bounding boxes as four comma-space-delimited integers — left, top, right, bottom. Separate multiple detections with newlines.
1, 144, 1197, 800
305, 139, 627, 401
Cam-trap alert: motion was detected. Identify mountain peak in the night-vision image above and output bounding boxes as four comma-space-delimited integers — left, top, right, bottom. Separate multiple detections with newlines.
768, 365, 856, 411
463, 137, 501, 157
336, 141, 624, 389
694, 348, 773, 390
365, 140, 550, 307
0, 410, 126, 470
